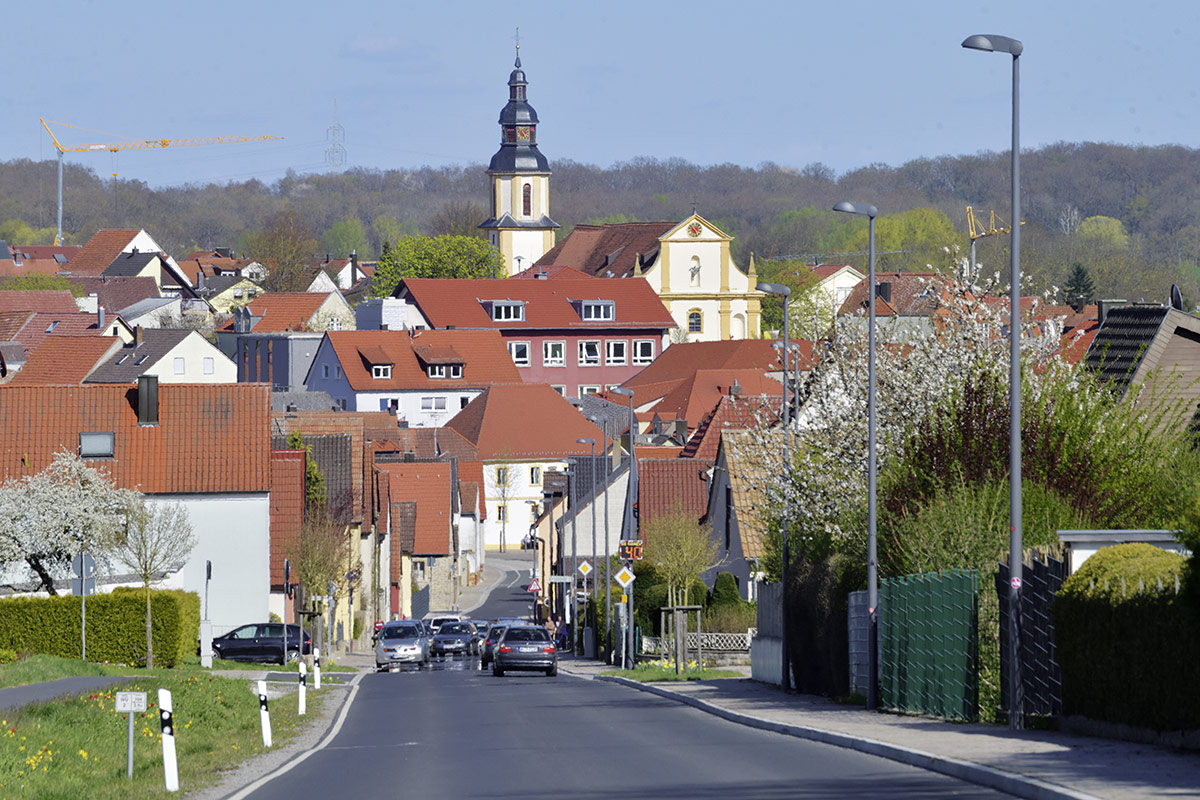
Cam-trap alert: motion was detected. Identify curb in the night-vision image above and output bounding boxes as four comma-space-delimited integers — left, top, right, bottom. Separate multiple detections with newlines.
595, 675, 1100, 800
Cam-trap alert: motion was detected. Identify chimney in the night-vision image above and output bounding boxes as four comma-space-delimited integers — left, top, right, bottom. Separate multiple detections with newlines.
876, 282, 892, 304
403, 452, 416, 462
398, 418, 409, 429
97, 306, 106, 329
286, 402, 298, 412
134, 326, 145, 347
137, 375, 159, 426
350, 249, 359, 285
197, 270, 205, 290
729, 379, 742, 397
1097, 299, 1126, 326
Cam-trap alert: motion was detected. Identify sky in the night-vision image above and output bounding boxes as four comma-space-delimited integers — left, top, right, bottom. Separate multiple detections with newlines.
3, 0, 1197, 189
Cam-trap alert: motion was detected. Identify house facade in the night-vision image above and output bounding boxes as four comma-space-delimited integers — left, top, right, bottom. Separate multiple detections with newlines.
87, 328, 237, 384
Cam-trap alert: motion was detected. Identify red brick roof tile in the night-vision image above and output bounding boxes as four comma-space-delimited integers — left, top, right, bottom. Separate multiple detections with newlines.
638, 458, 709, 526
0, 383, 270, 493
379, 462, 453, 555
444, 384, 607, 461
652, 369, 783, 433
681, 394, 781, 462
0, 291, 79, 313
64, 230, 141, 276
270, 450, 306, 586
459, 460, 486, 520
535, 222, 676, 278
271, 410, 366, 522
218, 293, 333, 333
11, 311, 122, 355
324, 329, 520, 391
8, 336, 122, 385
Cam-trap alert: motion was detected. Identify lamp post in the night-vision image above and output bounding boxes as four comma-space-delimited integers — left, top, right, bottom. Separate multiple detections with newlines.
590, 415, 614, 660
577, 437, 597, 655
609, 386, 638, 669
833, 200, 879, 711
567, 464, 579, 653
963, 32, 1024, 731
755, 282, 792, 691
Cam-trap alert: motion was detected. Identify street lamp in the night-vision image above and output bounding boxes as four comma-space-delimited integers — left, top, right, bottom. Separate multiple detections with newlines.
755, 282, 792, 692
577, 436, 597, 656
609, 386, 638, 669
963, 32, 1024, 731
833, 200, 879, 711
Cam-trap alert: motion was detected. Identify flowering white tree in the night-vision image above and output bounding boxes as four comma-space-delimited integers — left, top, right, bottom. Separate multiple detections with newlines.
0, 451, 136, 594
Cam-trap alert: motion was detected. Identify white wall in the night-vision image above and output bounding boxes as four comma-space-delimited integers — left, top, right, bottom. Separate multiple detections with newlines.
482, 459, 566, 549
356, 298, 411, 331
355, 390, 480, 426
560, 470, 628, 562
147, 332, 237, 384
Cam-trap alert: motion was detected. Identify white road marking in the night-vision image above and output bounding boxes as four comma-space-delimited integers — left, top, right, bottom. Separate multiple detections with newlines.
505, 569, 525, 589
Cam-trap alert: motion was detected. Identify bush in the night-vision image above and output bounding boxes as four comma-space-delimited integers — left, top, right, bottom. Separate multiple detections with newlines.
111, 588, 199, 666
0, 649, 16, 664
0, 592, 183, 667
709, 572, 742, 609
788, 550, 863, 697
1054, 543, 1199, 731
703, 603, 756, 633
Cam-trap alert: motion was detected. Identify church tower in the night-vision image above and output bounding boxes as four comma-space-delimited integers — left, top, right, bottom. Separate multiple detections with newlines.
479, 46, 559, 276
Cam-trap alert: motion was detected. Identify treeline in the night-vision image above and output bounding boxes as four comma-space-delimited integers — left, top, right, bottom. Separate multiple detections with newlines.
1, 140, 1199, 302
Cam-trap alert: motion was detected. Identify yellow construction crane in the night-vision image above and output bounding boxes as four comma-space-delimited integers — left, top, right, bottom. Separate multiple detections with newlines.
966, 205, 1023, 269
40, 118, 284, 245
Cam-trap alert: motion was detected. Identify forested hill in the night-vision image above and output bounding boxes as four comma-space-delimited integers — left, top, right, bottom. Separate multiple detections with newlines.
1, 140, 1198, 301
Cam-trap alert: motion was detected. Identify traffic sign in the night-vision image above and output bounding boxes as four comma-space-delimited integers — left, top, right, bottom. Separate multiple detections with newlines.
72, 553, 95, 578
1010, 576, 1022, 590
70, 578, 96, 597
115, 691, 147, 713
578, 560, 593, 577
527, 578, 541, 593
615, 566, 636, 588
618, 540, 644, 561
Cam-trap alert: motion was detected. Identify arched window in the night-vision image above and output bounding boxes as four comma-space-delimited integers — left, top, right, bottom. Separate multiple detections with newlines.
688, 310, 703, 333
522, 183, 532, 216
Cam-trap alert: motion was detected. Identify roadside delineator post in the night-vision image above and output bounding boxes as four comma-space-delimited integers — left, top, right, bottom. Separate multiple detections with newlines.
298, 662, 307, 715
257, 680, 272, 747
158, 688, 179, 792
314, 647, 321, 690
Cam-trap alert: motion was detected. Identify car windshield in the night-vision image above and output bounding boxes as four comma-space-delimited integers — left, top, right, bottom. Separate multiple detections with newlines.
440, 623, 471, 635
487, 626, 506, 639
504, 628, 550, 642
382, 627, 420, 640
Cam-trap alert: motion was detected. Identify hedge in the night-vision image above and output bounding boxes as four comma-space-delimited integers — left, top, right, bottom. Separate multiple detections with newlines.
1053, 543, 1200, 731
0, 591, 183, 667
112, 587, 200, 665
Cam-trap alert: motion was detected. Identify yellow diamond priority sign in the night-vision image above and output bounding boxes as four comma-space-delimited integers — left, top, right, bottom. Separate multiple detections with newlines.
578, 560, 593, 577
615, 566, 635, 588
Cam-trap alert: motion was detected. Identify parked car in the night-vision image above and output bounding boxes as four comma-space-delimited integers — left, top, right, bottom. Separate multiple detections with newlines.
430, 621, 478, 656
375, 621, 430, 670
492, 625, 557, 677
212, 623, 311, 664
481, 624, 508, 667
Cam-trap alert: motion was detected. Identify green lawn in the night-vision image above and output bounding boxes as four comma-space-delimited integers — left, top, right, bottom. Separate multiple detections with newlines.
601, 665, 743, 682
0, 655, 133, 690
0, 667, 327, 798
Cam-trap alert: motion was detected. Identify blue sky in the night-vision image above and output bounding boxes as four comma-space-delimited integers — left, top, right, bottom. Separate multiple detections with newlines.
4, 0, 1196, 188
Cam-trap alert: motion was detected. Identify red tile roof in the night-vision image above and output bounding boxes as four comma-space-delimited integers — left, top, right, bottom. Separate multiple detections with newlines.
10, 311, 122, 355
838, 272, 946, 317
458, 460, 486, 520
0, 312, 32, 342
624, 340, 786, 391
270, 450, 307, 586
323, 329, 521, 391
652, 369, 783, 433
638, 458, 709, 527
0, 259, 60, 279
681, 393, 781, 461
218, 293, 333, 333
535, 222, 676, 278
73, 277, 160, 313
0, 383, 271, 492
0, 291, 79, 313
509, 264, 596, 280
64, 229, 140, 275
444, 383, 607, 461
378, 462, 453, 555
398, 278, 676, 330
8, 336, 122, 385
7, 245, 81, 262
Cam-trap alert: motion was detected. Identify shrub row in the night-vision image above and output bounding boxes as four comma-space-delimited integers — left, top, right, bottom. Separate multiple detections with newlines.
1054, 543, 1200, 731
0, 591, 188, 667
112, 587, 200, 665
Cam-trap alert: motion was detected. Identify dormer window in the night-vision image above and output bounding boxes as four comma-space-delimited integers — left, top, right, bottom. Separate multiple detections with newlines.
581, 301, 615, 321
427, 364, 463, 379
372, 364, 392, 379
489, 300, 525, 321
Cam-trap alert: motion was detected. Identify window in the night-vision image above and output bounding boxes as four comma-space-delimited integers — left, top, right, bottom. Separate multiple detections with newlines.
508, 341, 530, 367
335, 365, 342, 378
688, 310, 703, 333
233, 288, 243, 298
491, 301, 525, 321
550, 385, 565, 395
578, 340, 600, 366
460, 396, 470, 409
530, 466, 542, 485
117, 355, 130, 365
581, 301, 615, 321
79, 432, 114, 458
542, 340, 565, 367
633, 340, 655, 365
497, 504, 507, 522
372, 364, 392, 379
606, 340, 627, 365
203, 357, 214, 375
322, 364, 330, 378
837, 286, 853, 305
173, 357, 185, 375
414, 560, 426, 582
327, 316, 343, 331
522, 183, 532, 216
579, 385, 601, 396
337, 398, 347, 410
135, 355, 150, 366
421, 397, 447, 411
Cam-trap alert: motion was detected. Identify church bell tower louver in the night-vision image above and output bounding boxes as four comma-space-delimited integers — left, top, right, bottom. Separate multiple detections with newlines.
479, 43, 559, 276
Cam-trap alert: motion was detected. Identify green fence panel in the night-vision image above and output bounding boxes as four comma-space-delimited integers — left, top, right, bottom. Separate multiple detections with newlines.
879, 569, 978, 721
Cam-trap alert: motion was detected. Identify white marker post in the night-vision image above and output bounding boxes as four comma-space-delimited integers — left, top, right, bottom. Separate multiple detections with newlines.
158, 688, 179, 792
257, 680, 272, 748
298, 662, 307, 715
314, 647, 321, 690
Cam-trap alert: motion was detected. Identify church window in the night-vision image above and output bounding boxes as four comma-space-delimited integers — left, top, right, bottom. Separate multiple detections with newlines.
523, 183, 532, 216
690, 256, 702, 287
688, 310, 703, 334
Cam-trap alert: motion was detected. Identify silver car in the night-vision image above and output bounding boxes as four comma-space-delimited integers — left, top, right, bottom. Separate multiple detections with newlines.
375, 621, 430, 670
430, 621, 478, 656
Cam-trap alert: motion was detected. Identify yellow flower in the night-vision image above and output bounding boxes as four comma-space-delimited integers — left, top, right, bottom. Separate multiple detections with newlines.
78, 750, 88, 759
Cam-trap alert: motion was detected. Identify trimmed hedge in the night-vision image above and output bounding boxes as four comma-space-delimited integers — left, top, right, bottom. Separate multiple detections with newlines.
0, 591, 183, 667
1053, 543, 1200, 731
112, 587, 200, 665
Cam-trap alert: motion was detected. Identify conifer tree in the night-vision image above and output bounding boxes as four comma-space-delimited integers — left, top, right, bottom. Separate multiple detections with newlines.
1064, 262, 1096, 312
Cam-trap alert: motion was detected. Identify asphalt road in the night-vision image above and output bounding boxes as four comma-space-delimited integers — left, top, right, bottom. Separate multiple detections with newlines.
470, 557, 539, 622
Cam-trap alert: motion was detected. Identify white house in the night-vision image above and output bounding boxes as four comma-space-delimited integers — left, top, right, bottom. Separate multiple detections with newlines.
86, 328, 237, 385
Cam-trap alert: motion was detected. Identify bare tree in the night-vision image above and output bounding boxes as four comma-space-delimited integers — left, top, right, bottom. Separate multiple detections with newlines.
110, 501, 196, 669
643, 507, 725, 609
492, 462, 515, 552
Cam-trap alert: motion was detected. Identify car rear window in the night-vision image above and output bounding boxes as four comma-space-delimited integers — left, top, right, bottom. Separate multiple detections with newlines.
440, 623, 471, 634
504, 628, 549, 642
382, 626, 419, 640
488, 626, 507, 638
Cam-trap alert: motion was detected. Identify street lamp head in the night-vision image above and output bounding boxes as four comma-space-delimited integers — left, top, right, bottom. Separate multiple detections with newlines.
833, 201, 878, 219
608, 387, 633, 397
962, 34, 1023, 56
576, 437, 595, 445
755, 282, 791, 297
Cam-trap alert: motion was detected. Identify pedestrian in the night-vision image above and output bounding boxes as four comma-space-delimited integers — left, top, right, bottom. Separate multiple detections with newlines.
555, 615, 568, 650
544, 615, 558, 641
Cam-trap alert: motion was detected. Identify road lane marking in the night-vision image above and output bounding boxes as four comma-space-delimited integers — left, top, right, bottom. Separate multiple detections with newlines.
505, 569, 524, 589
225, 670, 366, 800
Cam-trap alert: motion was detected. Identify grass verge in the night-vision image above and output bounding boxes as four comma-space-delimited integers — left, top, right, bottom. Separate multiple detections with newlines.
0, 668, 327, 798
601, 665, 742, 682
0, 655, 133, 690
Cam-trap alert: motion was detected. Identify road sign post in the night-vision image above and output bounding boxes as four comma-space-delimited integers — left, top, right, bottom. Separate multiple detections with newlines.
116, 691, 147, 779
72, 552, 96, 660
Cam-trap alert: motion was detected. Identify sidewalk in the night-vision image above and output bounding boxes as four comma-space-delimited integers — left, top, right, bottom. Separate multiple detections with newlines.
557, 656, 1200, 800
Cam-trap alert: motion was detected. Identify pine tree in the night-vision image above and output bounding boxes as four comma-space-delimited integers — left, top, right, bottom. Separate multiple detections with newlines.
1064, 262, 1096, 312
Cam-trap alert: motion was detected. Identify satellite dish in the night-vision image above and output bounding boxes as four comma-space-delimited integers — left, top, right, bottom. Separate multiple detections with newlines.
1171, 284, 1184, 311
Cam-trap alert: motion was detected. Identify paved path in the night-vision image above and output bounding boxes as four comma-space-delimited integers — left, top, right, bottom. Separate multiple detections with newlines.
0, 676, 131, 710
557, 656, 1200, 800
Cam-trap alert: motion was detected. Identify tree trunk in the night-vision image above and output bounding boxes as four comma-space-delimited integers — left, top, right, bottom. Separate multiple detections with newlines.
145, 582, 154, 669
27, 557, 57, 596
